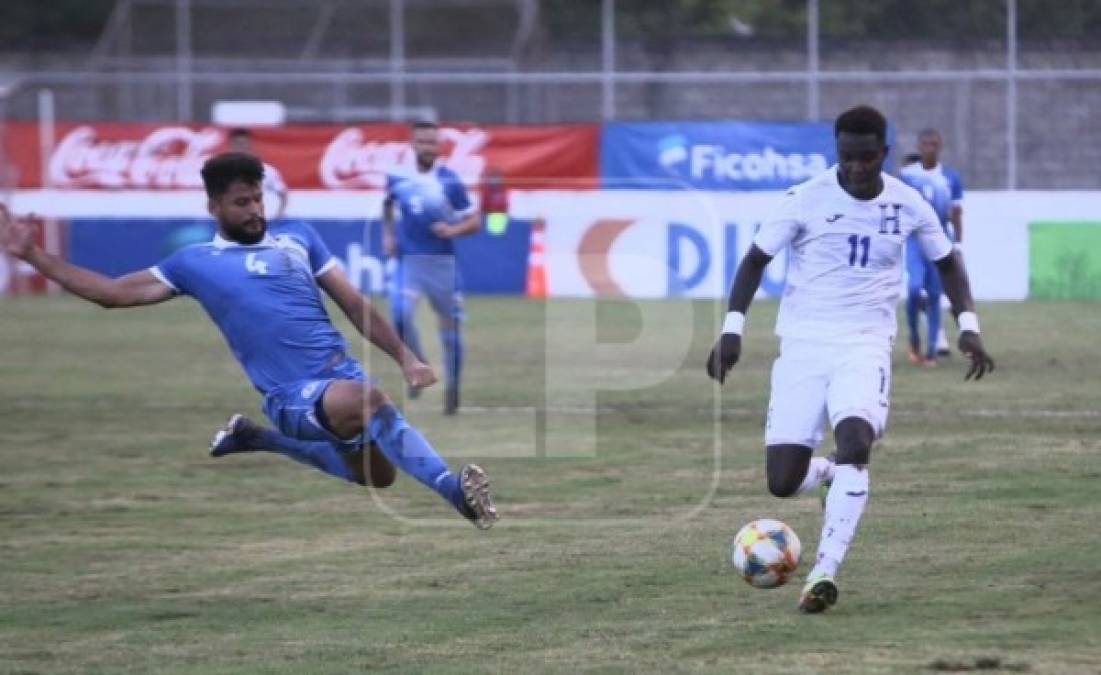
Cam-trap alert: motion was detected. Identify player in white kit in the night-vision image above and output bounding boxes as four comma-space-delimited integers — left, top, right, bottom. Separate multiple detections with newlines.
706, 105, 995, 613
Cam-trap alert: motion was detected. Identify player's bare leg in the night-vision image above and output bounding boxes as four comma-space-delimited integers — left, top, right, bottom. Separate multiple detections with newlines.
766, 444, 813, 498
322, 380, 497, 528
765, 444, 836, 501
364, 443, 397, 488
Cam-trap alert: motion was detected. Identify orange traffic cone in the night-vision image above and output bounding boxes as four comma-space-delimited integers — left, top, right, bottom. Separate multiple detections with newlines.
526, 217, 547, 299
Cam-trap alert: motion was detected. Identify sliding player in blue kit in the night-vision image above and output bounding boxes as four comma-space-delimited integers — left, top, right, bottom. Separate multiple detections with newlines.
0, 153, 498, 529
383, 121, 481, 414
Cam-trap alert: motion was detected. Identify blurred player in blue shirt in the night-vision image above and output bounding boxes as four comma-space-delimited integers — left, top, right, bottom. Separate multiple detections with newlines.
382, 121, 480, 414
0, 153, 497, 530
900, 129, 964, 365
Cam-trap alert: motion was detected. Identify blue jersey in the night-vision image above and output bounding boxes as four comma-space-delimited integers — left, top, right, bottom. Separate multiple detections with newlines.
386, 163, 474, 256
899, 162, 963, 240
151, 221, 348, 396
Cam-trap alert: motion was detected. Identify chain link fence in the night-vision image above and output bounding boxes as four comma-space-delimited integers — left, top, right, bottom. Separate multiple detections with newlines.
1, 0, 1099, 188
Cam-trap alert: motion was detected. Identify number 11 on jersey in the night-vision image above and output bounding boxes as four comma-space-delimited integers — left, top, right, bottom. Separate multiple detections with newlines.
847, 234, 870, 267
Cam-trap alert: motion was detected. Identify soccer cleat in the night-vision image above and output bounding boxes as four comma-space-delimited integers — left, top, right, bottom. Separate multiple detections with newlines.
907, 347, 923, 365
209, 414, 259, 457
798, 574, 839, 614
923, 357, 938, 368
458, 464, 498, 530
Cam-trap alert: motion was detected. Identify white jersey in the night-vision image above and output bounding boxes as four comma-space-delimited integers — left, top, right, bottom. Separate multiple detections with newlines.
754, 167, 952, 342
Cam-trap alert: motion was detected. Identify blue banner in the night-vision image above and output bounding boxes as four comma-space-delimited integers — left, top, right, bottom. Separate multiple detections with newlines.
67, 218, 529, 296
601, 121, 837, 191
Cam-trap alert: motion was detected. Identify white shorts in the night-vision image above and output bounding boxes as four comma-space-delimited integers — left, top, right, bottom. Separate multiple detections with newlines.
764, 337, 893, 449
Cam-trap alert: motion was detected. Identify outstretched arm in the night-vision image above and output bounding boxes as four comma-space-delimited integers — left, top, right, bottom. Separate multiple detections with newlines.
1, 207, 173, 308
935, 250, 995, 380
705, 244, 773, 383
316, 265, 437, 389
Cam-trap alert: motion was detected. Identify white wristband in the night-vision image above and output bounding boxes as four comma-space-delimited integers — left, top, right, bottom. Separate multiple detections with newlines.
957, 311, 980, 334
722, 311, 745, 335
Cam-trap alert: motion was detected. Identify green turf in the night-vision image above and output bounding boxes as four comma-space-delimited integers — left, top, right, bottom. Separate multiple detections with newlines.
1, 296, 1099, 674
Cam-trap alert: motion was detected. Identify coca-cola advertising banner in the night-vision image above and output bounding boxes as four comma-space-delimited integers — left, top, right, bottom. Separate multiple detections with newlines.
4, 122, 598, 190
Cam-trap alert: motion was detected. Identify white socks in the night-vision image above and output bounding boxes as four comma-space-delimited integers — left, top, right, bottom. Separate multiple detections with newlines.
796, 456, 836, 495
810, 464, 870, 579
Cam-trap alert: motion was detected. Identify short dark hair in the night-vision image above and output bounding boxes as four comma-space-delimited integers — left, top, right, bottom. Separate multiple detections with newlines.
411, 120, 438, 132
228, 127, 252, 139
834, 105, 888, 142
201, 152, 264, 198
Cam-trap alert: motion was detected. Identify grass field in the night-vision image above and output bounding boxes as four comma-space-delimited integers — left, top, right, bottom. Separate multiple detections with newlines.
1, 295, 1100, 674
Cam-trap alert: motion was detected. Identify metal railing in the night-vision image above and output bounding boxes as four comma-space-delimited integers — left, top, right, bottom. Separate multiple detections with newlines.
2, 0, 1100, 189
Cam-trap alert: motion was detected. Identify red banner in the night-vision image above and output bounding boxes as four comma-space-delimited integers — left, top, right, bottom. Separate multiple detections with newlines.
3, 122, 598, 190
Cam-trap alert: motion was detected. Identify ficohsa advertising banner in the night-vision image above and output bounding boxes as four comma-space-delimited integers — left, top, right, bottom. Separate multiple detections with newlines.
600, 121, 837, 191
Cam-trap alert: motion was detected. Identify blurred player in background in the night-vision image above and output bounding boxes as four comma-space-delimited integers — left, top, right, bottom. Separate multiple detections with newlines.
898, 151, 943, 366
228, 127, 289, 222
382, 121, 480, 415
0, 153, 497, 530
707, 106, 994, 613
901, 129, 965, 362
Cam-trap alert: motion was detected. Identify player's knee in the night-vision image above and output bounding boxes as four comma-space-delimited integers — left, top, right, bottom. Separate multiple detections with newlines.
321, 380, 365, 439
834, 417, 874, 465
363, 386, 392, 418
767, 473, 804, 499
766, 444, 812, 498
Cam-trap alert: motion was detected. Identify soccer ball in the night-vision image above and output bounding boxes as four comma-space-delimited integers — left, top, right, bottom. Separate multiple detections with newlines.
731, 519, 802, 589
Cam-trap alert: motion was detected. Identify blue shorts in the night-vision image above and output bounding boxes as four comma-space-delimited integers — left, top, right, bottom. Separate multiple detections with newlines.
261, 357, 370, 449
388, 255, 465, 324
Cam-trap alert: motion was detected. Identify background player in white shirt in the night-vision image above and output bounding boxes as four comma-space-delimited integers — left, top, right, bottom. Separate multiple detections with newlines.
706, 105, 995, 614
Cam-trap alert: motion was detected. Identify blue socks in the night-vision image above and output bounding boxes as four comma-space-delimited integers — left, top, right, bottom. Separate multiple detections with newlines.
906, 286, 923, 352
220, 407, 467, 515
368, 404, 465, 512
440, 327, 463, 393
907, 283, 944, 359
923, 267, 944, 360
247, 426, 356, 483
925, 294, 943, 359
